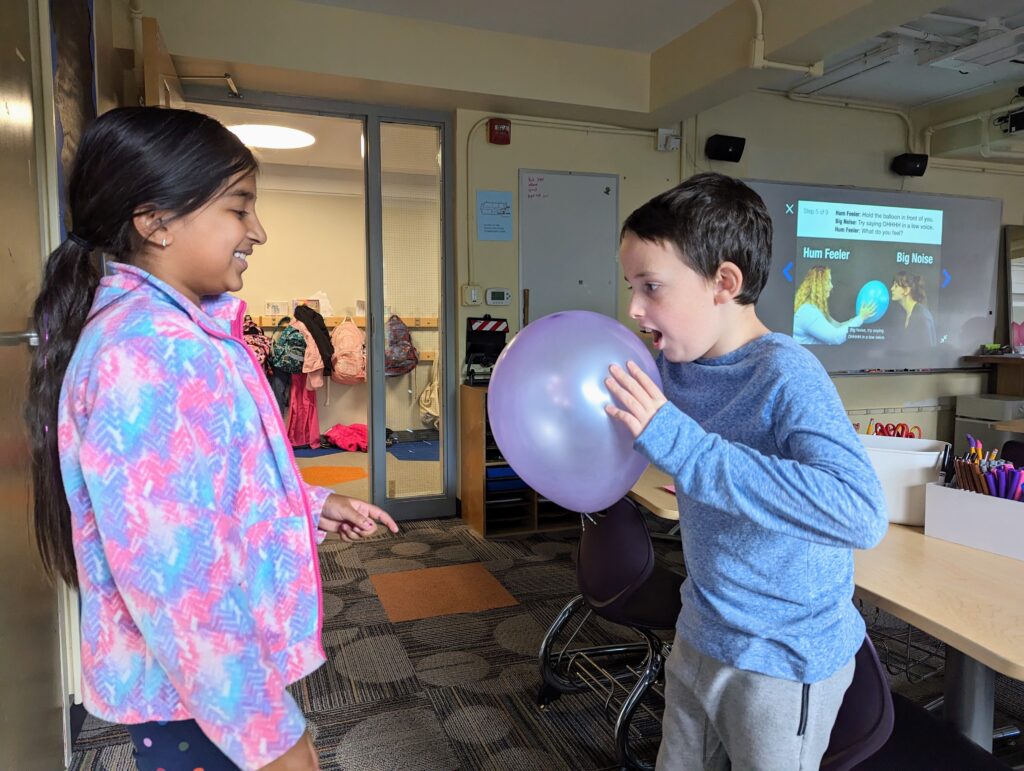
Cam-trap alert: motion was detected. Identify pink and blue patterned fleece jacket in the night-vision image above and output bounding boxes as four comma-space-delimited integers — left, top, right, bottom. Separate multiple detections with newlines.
58, 263, 332, 769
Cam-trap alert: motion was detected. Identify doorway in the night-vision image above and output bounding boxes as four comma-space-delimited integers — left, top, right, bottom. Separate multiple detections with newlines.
189, 95, 455, 521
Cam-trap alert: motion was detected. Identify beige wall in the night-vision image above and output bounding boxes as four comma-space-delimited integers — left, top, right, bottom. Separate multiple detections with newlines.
690, 92, 1024, 216
689, 91, 1024, 437
244, 168, 441, 434
90, 4, 1024, 443
456, 94, 1024, 441
455, 110, 681, 345
136, 0, 650, 122
243, 184, 366, 316
241, 181, 369, 431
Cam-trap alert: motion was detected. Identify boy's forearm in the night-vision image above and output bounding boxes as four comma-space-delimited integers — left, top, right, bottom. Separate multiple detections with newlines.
636, 403, 888, 549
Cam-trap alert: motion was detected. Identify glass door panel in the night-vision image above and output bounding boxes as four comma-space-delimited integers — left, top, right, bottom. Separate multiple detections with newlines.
378, 122, 445, 504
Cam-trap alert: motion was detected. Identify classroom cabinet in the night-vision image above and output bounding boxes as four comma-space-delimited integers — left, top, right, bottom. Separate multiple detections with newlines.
459, 385, 578, 537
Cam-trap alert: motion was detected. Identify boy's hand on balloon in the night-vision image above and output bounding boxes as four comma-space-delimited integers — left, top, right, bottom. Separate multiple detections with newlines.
604, 361, 667, 439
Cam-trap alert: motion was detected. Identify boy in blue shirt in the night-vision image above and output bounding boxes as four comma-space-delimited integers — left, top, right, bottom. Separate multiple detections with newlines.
605, 172, 888, 770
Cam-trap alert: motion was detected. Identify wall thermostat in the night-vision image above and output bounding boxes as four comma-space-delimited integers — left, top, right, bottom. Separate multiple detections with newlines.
485, 288, 512, 305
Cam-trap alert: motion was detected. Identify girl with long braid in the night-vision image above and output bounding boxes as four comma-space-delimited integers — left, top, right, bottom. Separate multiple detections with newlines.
26, 107, 397, 771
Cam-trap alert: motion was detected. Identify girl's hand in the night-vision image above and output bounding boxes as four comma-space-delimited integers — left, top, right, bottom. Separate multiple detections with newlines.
858, 300, 877, 321
260, 730, 320, 771
318, 494, 399, 542
604, 361, 667, 439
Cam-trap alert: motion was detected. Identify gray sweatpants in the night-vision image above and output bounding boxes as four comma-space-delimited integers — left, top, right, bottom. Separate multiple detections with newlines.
656, 637, 856, 771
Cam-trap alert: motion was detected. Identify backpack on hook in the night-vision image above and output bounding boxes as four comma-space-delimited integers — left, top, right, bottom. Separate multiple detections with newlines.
384, 314, 419, 377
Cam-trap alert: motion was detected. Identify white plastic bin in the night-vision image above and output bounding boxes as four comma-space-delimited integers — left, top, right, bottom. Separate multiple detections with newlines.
925, 483, 1024, 562
859, 434, 949, 526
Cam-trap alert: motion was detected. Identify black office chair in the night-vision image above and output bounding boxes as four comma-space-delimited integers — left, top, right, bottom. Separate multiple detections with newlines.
1001, 439, 1024, 469
821, 636, 894, 771
853, 692, 1014, 770
538, 498, 683, 770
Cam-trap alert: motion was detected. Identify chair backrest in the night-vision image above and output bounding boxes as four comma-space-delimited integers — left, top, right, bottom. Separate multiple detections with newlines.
1002, 439, 1024, 469
576, 498, 655, 612
821, 635, 895, 771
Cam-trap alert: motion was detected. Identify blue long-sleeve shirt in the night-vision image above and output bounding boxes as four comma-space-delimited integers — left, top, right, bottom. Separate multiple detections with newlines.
635, 332, 888, 683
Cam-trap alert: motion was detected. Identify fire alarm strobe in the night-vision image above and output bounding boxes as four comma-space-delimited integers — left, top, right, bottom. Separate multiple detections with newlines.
487, 118, 511, 145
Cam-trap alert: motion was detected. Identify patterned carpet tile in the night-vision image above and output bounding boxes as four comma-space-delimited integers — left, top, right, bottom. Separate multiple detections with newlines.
395, 604, 543, 677
318, 540, 370, 582
309, 692, 462, 771
490, 559, 581, 603
425, 683, 623, 771
304, 622, 422, 710
67, 741, 135, 771
70, 712, 130, 751
455, 528, 575, 564
320, 573, 394, 631
359, 530, 489, 574
68, 514, 1024, 771
372, 563, 519, 622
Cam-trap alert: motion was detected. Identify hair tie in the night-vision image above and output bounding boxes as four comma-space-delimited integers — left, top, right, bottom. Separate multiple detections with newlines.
67, 232, 93, 250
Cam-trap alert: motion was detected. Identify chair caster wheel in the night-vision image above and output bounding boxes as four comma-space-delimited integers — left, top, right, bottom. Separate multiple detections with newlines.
537, 683, 561, 707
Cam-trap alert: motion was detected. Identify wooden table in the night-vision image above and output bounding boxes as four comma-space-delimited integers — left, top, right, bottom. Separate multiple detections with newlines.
628, 466, 680, 521
993, 417, 1024, 433
856, 524, 1024, 749
629, 466, 1024, 750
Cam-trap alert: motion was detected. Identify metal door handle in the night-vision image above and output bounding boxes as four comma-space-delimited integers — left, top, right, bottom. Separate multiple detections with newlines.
0, 331, 40, 347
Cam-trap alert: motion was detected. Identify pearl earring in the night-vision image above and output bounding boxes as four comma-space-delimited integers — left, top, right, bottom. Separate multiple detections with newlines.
161, 238, 167, 247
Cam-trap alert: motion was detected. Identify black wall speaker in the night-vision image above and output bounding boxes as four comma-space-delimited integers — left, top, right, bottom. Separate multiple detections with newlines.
890, 153, 928, 176
704, 134, 746, 163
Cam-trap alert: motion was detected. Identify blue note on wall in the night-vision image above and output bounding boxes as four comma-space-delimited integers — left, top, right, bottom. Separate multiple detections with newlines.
477, 190, 513, 241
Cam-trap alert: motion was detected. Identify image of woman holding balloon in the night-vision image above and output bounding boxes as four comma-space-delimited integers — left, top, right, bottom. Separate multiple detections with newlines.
891, 270, 937, 347
792, 265, 877, 345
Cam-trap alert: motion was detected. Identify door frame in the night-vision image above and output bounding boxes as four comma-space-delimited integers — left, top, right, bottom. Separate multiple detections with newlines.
184, 87, 457, 520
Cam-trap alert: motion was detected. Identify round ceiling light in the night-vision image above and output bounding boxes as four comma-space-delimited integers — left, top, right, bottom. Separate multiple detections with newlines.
227, 124, 315, 149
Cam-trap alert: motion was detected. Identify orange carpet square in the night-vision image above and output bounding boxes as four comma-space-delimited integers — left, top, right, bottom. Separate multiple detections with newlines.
370, 563, 518, 622
299, 465, 368, 486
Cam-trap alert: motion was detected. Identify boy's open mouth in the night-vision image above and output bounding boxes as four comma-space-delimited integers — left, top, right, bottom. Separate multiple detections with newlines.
642, 328, 663, 347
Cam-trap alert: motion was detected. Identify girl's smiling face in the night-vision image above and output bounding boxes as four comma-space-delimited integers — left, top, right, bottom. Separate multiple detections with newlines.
140, 172, 267, 306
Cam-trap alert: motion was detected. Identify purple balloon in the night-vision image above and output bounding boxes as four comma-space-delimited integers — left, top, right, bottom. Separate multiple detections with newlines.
487, 310, 662, 513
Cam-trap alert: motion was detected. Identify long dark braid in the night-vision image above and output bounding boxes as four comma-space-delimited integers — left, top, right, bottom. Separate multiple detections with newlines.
26, 107, 257, 586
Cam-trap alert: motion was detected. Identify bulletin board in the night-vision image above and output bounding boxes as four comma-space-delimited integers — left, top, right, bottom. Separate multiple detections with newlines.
518, 169, 619, 323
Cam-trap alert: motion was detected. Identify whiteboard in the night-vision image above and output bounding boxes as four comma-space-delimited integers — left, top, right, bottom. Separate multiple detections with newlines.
750, 179, 1001, 373
519, 170, 619, 323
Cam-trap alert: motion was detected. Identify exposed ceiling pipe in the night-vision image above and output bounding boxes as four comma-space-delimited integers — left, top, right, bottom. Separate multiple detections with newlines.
787, 38, 903, 97
924, 12, 989, 29
748, 0, 824, 76
890, 25, 973, 45
922, 101, 1023, 155
779, 91, 916, 152
979, 117, 1024, 159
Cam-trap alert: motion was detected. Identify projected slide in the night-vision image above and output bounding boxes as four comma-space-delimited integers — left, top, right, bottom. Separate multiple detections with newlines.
793, 200, 941, 350
750, 180, 1002, 373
